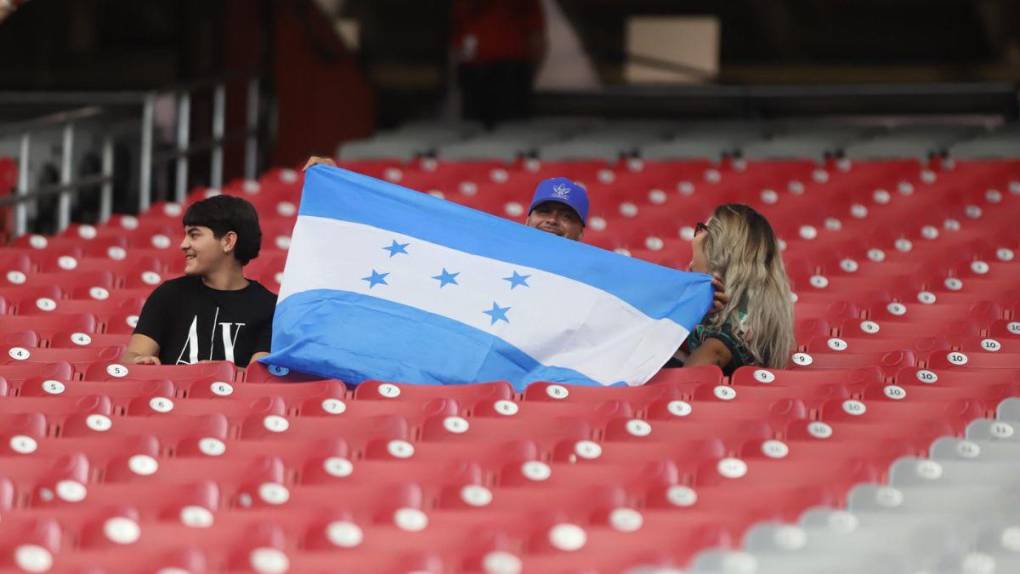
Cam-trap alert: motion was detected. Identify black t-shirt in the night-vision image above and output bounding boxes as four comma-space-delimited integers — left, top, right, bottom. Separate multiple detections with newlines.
134, 275, 277, 366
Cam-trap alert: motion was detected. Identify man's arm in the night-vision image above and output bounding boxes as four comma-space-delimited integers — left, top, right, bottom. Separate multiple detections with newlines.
683, 337, 733, 369
248, 310, 275, 367
248, 352, 269, 366
303, 156, 336, 170
121, 334, 162, 365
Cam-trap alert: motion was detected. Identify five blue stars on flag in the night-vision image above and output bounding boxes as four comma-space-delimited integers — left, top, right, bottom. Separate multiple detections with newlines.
366, 239, 526, 324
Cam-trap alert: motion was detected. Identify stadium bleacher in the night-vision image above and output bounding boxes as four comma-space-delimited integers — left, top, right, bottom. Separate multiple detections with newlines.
1, 117, 1019, 573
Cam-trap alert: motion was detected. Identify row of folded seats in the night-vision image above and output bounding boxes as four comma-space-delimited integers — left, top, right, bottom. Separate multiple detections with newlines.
3, 159, 1018, 304
339, 118, 1020, 164
0, 340, 1018, 378
2, 158, 1017, 278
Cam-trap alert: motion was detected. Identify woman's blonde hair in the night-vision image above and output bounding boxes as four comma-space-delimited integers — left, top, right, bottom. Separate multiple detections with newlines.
701, 204, 795, 368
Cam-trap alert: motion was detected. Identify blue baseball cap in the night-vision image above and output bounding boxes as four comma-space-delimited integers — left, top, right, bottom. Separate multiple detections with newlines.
529, 177, 589, 225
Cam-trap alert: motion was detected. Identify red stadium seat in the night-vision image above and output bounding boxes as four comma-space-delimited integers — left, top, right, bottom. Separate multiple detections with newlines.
2, 345, 122, 376
355, 379, 513, 407
604, 416, 775, 450
82, 360, 238, 384
243, 361, 334, 384
18, 378, 175, 409
817, 396, 987, 432
927, 349, 1020, 370
861, 380, 1016, 406
0, 285, 63, 314
61, 412, 228, 457
0, 412, 48, 452
49, 330, 129, 349
187, 377, 343, 404
0, 251, 32, 285
522, 380, 683, 406
239, 413, 409, 450
784, 417, 955, 453
692, 456, 880, 493
0, 452, 91, 502
0, 330, 39, 348
644, 482, 838, 526
550, 436, 726, 475
362, 438, 538, 475
0, 361, 74, 385
0, 517, 63, 572
419, 414, 594, 452
787, 348, 917, 376
731, 365, 882, 392
0, 313, 97, 342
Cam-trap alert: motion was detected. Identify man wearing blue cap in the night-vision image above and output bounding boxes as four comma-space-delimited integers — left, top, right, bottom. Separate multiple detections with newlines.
525, 177, 588, 241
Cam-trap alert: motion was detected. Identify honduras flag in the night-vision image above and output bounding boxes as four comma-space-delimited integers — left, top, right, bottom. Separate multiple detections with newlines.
261, 165, 712, 390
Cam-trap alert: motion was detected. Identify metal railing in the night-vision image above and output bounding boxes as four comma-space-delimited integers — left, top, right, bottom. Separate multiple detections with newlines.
0, 75, 261, 238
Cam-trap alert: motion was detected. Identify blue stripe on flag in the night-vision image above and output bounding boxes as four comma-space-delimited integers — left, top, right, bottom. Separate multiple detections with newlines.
299, 165, 712, 326
267, 289, 622, 391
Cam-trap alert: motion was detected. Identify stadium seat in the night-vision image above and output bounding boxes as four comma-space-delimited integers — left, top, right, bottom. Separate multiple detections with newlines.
645, 482, 838, 526
2, 345, 122, 378
927, 349, 1020, 370
61, 411, 229, 452
818, 397, 987, 433
0, 313, 97, 342
82, 361, 238, 384
731, 365, 882, 392
362, 438, 538, 477
355, 379, 514, 408
0, 330, 39, 348
693, 456, 880, 493
49, 330, 130, 349
787, 348, 917, 376
550, 436, 726, 475
240, 413, 410, 451
604, 416, 775, 450
0, 285, 64, 314
0, 251, 32, 285
419, 414, 594, 452
18, 378, 175, 409
0, 361, 74, 385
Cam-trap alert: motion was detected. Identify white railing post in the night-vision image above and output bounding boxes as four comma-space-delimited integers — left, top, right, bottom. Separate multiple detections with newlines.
14, 132, 29, 237
139, 92, 155, 212
211, 83, 226, 189
245, 77, 259, 180
100, 134, 113, 223
175, 91, 191, 203
58, 122, 74, 232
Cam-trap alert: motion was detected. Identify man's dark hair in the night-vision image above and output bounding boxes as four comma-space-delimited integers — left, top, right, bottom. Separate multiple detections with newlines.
183, 195, 262, 265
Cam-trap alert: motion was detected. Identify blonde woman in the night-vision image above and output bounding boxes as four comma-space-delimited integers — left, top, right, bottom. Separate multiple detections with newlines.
680, 204, 795, 373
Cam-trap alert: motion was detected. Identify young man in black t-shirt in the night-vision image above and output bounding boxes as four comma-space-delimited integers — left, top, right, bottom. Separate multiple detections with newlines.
122, 195, 277, 366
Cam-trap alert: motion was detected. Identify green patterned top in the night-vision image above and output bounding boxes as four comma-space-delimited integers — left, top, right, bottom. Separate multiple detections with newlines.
686, 309, 760, 375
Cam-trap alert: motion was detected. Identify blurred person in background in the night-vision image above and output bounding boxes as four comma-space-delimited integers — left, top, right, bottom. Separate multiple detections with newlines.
450, 0, 546, 126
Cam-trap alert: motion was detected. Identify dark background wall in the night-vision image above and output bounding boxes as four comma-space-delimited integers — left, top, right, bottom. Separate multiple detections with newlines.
1, 0, 1018, 143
